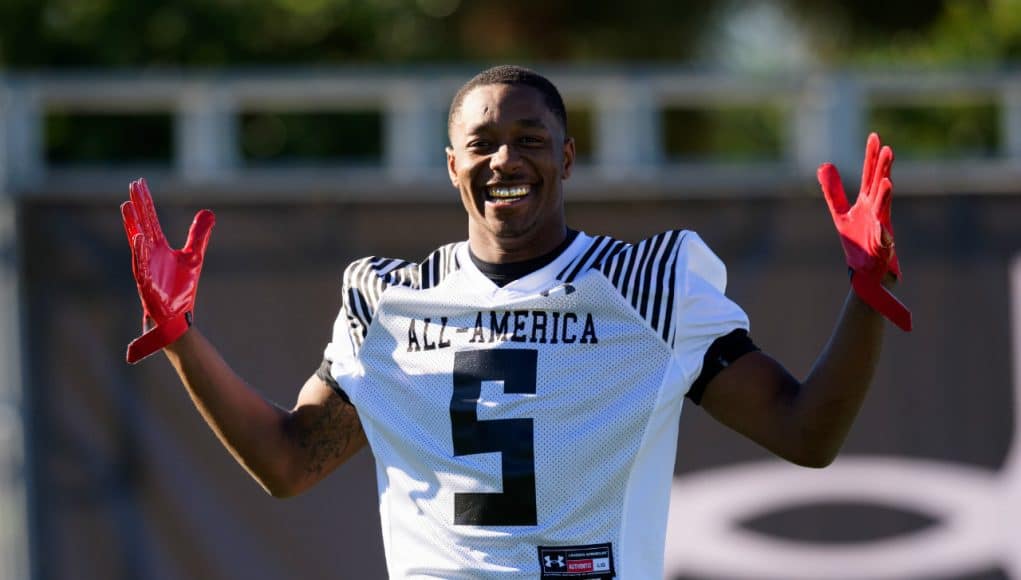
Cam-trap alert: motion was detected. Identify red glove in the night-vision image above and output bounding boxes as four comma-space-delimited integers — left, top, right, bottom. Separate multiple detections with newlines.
818, 132, 912, 332
120, 178, 215, 363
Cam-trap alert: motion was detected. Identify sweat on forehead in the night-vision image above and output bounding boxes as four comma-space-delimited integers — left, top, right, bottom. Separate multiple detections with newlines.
447, 65, 568, 135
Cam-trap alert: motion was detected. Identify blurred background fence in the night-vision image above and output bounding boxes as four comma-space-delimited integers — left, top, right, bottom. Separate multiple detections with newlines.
3, 68, 1021, 198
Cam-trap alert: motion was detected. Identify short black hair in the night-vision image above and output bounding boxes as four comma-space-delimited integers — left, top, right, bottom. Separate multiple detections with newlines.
447, 65, 568, 137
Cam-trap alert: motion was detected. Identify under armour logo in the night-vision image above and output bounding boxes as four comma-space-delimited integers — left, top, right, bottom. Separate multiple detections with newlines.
544, 555, 565, 569
541, 283, 575, 297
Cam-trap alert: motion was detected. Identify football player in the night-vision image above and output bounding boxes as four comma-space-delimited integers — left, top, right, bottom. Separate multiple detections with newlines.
121, 65, 910, 578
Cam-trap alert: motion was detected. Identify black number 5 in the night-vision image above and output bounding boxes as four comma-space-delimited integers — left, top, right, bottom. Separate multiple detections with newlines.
450, 349, 537, 526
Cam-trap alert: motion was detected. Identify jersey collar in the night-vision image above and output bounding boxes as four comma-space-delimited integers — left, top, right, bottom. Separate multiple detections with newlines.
456, 231, 593, 296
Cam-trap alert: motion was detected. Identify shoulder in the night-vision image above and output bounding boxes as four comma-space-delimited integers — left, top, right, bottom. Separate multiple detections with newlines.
572, 230, 695, 343
337, 242, 465, 340
592, 229, 692, 279
341, 241, 466, 294
671, 231, 729, 291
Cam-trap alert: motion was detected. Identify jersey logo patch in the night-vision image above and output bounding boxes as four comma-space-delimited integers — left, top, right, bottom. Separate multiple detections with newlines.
538, 543, 615, 579
540, 283, 576, 298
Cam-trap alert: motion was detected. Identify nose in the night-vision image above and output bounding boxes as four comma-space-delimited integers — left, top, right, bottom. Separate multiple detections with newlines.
490, 143, 522, 174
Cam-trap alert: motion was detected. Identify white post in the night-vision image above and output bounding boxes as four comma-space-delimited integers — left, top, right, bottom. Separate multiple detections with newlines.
594, 81, 662, 179
385, 81, 446, 183
0, 76, 31, 580
793, 73, 864, 176
0, 83, 43, 192
0, 198, 28, 580
176, 84, 238, 182
1004, 80, 1021, 164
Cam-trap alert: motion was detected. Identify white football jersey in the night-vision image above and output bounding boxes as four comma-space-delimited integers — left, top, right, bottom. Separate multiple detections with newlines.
323, 230, 749, 579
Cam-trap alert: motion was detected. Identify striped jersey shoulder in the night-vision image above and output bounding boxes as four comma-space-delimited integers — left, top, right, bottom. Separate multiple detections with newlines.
575, 230, 689, 345
340, 242, 463, 346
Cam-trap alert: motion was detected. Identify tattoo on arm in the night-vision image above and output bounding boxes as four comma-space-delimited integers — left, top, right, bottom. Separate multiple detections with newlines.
295, 394, 365, 476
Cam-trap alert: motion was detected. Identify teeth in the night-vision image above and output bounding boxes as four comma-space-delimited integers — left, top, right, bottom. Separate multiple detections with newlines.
489, 185, 530, 199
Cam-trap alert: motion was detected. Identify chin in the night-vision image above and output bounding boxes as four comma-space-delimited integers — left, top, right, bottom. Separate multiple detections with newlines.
483, 219, 532, 240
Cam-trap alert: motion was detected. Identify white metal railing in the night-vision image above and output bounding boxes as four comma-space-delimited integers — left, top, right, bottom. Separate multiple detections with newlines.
0, 67, 1020, 201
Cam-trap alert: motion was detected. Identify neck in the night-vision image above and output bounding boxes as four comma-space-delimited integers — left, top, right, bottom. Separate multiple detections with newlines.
468, 222, 568, 264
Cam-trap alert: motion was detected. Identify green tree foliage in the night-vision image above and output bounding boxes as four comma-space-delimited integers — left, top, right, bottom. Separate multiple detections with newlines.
0, 0, 723, 67
2, 0, 1015, 67
1, 0, 1015, 67
782, 0, 1021, 65
5, 0, 1015, 164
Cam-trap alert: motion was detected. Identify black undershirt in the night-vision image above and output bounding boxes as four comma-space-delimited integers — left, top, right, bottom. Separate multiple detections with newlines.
469, 229, 580, 287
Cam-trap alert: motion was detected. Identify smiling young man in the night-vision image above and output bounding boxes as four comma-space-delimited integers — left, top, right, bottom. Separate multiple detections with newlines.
121, 65, 911, 578
447, 73, 574, 264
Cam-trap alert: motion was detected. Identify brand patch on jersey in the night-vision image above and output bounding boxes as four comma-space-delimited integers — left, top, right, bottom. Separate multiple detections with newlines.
540, 283, 576, 297
538, 543, 614, 579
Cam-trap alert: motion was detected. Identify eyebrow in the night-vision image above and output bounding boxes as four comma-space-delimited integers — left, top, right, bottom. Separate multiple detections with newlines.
517, 118, 548, 129
465, 117, 550, 134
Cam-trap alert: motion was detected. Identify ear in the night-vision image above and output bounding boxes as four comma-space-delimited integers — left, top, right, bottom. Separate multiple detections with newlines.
446, 146, 458, 188
561, 137, 576, 180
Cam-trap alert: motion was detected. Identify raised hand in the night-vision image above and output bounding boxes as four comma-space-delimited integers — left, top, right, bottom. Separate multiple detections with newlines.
817, 133, 912, 331
121, 178, 215, 363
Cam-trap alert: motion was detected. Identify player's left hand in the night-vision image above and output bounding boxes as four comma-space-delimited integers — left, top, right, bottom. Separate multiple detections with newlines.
120, 178, 215, 363
818, 132, 912, 331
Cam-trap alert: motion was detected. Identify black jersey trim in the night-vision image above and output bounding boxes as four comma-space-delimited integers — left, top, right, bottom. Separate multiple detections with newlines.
339, 243, 463, 351
557, 235, 625, 283
596, 230, 687, 344
686, 328, 760, 405
649, 231, 681, 338
316, 358, 352, 404
418, 243, 461, 290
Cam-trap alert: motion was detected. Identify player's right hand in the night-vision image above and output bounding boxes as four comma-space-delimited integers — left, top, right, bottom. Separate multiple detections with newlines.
120, 178, 215, 363
817, 133, 912, 332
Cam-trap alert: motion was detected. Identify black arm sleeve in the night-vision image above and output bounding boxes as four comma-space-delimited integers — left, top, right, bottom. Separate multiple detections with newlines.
685, 328, 760, 405
316, 358, 353, 405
